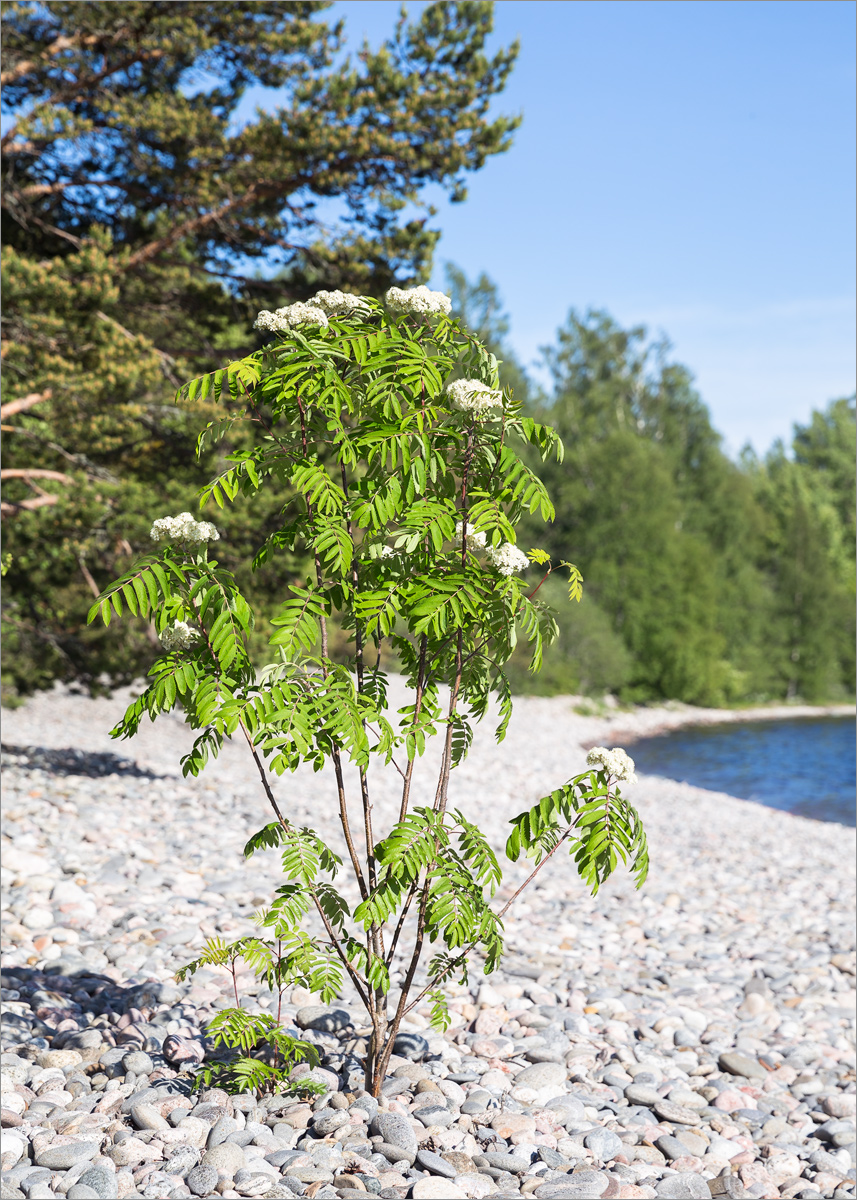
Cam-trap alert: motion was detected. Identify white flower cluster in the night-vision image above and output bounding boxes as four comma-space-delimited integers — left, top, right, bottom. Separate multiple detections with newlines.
160, 621, 199, 653
586, 746, 637, 783
150, 512, 220, 544
486, 542, 530, 576
384, 285, 452, 318
446, 378, 503, 417
253, 302, 329, 332
312, 290, 371, 317
453, 520, 488, 550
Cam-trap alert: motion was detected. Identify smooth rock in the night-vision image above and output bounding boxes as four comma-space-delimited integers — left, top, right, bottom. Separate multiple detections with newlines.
392, 1032, 430, 1062
717, 1054, 766, 1080
535, 1169, 609, 1198
654, 1174, 710, 1199
186, 1164, 219, 1197
313, 1109, 350, 1136
370, 1112, 418, 1151
201, 1140, 247, 1177
411, 1179, 467, 1198
413, 1104, 453, 1128
121, 1050, 153, 1075
34, 1142, 99, 1170
512, 1062, 568, 1089
585, 1128, 623, 1161
416, 1149, 458, 1178
164, 1144, 200, 1177
130, 1102, 169, 1131
653, 1100, 702, 1126
373, 1141, 416, 1166
295, 1005, 352, 1033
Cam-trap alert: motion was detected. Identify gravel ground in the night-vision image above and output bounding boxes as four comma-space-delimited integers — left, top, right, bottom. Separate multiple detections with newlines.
1, 683, 855, 1200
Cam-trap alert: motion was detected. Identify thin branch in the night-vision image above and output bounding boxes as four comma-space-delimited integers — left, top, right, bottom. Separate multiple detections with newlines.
0, 389, 52, 420
77, 556, 100, 600
1, 468, 75, 485
399, 634, 427, 821
1, 494, 59, 515
297, 393, 368, 902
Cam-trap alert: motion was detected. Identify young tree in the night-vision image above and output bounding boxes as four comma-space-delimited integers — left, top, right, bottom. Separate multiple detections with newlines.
90, 287, 648, 1095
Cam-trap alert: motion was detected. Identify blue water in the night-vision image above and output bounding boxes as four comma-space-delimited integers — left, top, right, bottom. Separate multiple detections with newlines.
630, 716, 856, 826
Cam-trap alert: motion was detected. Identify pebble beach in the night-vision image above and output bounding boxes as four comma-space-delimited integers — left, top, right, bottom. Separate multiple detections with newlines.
1, 683, 855, 1200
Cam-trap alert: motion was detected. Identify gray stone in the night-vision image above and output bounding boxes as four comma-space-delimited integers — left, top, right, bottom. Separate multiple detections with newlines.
512, 1061, 568, 1089
74, 1167, 118, 1199
525, 1046, 566, 1064
295, 1006, 352, 1034
312, 1109, 349, 1136
625, 1084, 660, 1107
411, 1180, 467, 1199
186, 1164, 219, 1197
653, 1099, 703, 1125
810, 1148, 850, 1174
370, 1111, 418, 1151
413, 1104, 453, 1128
265, 1149, 302, 1169
201, 1140, 247, 1177
534, 1170, 609, 1198
485, 1150, 534, 1173
66, 1188, 101, 1200
373, 1141, 416, 1166
207, 1115, 239, 1147
416, 1149, 458, 1178
164, 1144, 200, 1177
350, 1094, 378, 1123
34, 1142, 99, 1170
546, 1094, 586, 1121
656, 1135, 689, 1161
392, 1032, 430, 1062
129, 1101, 169, 1131
120, 1086, 161, 1114
121, 1050, 154, 1076
63, 1030, 104, 1051
539, 1147, 572, 1169
584, 1128, 623, 1161
718, 1053, 767, 1080
654, 1174, 710, 1199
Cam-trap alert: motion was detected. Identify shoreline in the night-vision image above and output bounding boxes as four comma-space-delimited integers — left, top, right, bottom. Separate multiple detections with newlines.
596, 700, 855, 751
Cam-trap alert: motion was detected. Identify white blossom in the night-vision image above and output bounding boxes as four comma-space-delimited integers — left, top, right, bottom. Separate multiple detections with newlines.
384, 285, 452, 318
150, 512, 220, 545
452, 520, 487, 551
312, 289, 371, 317
160, 621, 199, 652
253, 302, 329, 332
446, 378, 503, 417
486, 541, 530, 576
586, 746, 637, 784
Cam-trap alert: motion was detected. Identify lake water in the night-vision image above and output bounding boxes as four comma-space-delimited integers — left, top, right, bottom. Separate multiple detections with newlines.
630, 715, 856, 826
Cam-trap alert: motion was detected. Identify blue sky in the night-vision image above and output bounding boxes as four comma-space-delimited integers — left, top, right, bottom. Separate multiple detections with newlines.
291, 0, 854, 457
8, 1, 853, 456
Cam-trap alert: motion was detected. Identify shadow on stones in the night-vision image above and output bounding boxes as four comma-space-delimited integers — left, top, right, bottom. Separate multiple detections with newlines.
1, 743, 169, 780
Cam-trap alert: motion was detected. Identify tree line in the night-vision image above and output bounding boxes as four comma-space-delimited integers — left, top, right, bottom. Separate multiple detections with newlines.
2, 0, 853, 706
447, 271, 855, 705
